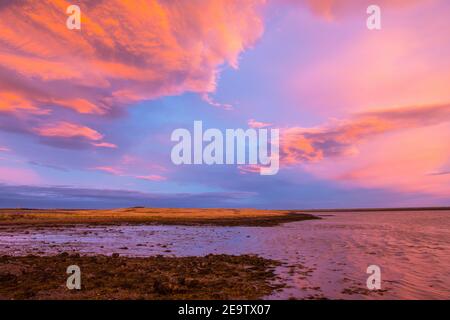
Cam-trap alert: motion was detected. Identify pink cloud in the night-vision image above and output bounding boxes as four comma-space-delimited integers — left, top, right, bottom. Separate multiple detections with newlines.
281, 103, 450, 164
248, 119, 273, 128
274, 0, 450, 196
93, 166, 124, 176
238, 164, 263, 175
136, 175, 167, 182
201, 93, 233, 110
296, 0, 425, 20
281, 103, 450, 195
93, 161, 167, 182
0, 166, 40, 184
309, 124, 450, 196
92, 142, 118, 149
287, 2, 450, 116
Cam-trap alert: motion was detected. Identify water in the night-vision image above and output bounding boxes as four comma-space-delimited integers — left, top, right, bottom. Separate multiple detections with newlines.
0, 211, 449, 299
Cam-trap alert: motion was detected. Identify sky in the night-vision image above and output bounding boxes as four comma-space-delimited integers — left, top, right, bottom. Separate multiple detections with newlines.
0, 0, 449, 209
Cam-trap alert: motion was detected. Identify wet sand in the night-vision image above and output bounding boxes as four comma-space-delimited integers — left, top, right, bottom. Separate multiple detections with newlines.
0, 253, 282, 300
0, 208, 319, 227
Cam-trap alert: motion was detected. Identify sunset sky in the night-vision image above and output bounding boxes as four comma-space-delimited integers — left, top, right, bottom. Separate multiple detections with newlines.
0, 0, 449, 208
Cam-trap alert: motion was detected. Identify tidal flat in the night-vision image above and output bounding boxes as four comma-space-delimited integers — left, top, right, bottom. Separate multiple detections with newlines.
0, 208, 449, 300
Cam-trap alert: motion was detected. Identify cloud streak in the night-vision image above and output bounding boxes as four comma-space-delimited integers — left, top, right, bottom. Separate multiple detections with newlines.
281, 103, 450, 164
33, 121, 116, 148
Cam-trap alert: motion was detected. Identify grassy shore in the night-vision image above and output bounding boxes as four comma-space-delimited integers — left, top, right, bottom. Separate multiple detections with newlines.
0, 208, 320, 227
0, 254, 283, 300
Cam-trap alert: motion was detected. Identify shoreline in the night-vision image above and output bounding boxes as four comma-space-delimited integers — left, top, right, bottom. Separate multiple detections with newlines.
0, 208, 320, 227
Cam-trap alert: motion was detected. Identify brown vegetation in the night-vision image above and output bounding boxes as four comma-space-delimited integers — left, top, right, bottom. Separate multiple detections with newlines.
0, 208, 319, 227
0, 253, 283, 300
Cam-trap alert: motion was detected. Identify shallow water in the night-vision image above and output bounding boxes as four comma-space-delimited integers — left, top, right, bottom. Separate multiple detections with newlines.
1, 211, 449, 299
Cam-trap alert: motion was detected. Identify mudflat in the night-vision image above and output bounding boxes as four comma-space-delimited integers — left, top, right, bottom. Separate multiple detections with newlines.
0, 253, 282, 300
0, 208, 320, 227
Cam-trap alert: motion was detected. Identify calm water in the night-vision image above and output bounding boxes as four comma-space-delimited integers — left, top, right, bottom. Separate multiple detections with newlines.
1, 211, 449, 299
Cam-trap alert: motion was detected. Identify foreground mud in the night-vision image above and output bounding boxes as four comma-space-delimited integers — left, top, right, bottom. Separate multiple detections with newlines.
0, 254, 283, 300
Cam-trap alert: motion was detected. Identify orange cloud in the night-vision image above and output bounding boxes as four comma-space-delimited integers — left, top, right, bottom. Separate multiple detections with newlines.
34, 122, 102, 140
0, 91, 47, 114
50, 98, 104, 114
281, 103, 450, 164
33, 121, 116, 148
0, 0, 265, 117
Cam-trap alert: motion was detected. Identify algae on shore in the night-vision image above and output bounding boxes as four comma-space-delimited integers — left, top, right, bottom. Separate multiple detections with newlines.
0, 254, 283, 300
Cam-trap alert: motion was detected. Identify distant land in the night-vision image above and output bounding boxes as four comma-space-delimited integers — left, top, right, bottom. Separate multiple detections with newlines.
0, 206, 448, 228
299, 206, 450, 212
0, 208, 320, 227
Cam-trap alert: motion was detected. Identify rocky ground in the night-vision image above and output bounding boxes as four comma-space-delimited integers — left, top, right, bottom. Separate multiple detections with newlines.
0, 253, 283, 300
